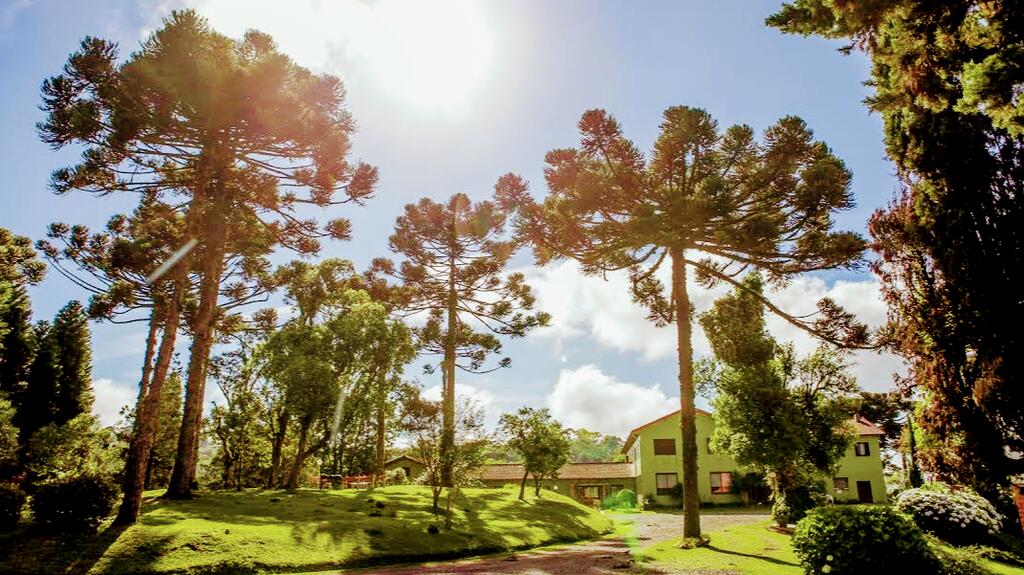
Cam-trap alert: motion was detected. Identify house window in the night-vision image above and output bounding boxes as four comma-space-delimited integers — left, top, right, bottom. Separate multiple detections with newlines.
580, 485, 601, 498
656, 473, 678, 496
854, 442, 870, 456
833, 477, 849, 491
710, 472, 733, 494
653, 438, 676, 455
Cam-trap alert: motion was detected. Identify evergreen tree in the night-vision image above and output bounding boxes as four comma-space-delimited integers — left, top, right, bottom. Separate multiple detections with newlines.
371, 192, 549, 485
769, 0, 1024, 509
20, 321, 59, 446
39, 10, 377, 501
0, 286, 35, 404
51, 301, 92, 425
502, 107, 869, 537
146, 371, 182, 489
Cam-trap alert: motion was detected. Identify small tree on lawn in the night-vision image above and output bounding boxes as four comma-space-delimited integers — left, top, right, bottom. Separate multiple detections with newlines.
500, 106, 869, 537
699, 273, 859, 526
498, 407, 571, 499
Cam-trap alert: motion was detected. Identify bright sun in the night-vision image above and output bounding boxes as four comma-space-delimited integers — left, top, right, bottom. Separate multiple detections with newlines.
370, 0, 493, 110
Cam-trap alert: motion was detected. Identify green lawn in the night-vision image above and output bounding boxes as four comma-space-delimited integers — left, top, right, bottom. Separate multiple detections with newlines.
637, 518, 1024, 575
0, 485, 613, 575
639, 520, 802, 575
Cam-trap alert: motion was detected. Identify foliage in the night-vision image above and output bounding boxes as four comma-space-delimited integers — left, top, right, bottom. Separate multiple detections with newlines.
568, 428, 625, 462
768, 0, 1024, 506
700, 273, 858, 526
793, 506, 939, 575
19, 321, 60, 444
31, 474, 119, 533
23, 414, 122, 485
372, 191, 548, 485
896, 485, 1003, 546
0, 285, 35, 407
0, 395, 18, 480
0, 482, 26, 530
50, 301, 92, 425
498, 407, 571, 499
0, 228, 46, 287
604, 488, 637, 509
1, 486, 613, 575
502, 104, 868, 537
39, 9, 377, 499
383, 467, 408, 486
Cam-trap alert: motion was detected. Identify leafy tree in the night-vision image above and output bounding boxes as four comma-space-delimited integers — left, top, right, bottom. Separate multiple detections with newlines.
23, 414, 122, 485
406, 393, 488, 525
39, 10, 377, 500
700, 273, 858, 526
498, 407, 571, 499
50, 301, 92, 425
207, 353, 264, 490
568, 429, 625, 463
769, 0, 1024, 518
146, 371, 182, 489
501, 107, 868, 537
372, 192, 548, 485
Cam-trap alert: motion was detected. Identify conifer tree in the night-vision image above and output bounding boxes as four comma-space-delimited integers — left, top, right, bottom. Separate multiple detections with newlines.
372, 192, 549, 484
20, 321, 59, 446
39, 10, 377, 500
0, 287, 35, 404
501, 107, 869, 537
51, 301, 92, 425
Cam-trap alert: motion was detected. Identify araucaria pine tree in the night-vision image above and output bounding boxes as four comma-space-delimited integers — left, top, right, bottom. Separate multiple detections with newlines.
501, 107, 869, 537
39, 10, 377, 502
372, 191, 549, 484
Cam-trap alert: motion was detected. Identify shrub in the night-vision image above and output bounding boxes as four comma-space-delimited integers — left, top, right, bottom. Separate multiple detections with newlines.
793, 506, 939, 574
0, 483, 26, 530
31, 475, 119, 532
772, 485, 816, 526
615, 488, 636, 508
384, 467, 408, 486
895, 485, 1002, 546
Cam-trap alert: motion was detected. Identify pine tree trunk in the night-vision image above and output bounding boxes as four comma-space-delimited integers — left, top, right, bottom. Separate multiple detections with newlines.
440, 238, 457, 487
286, 420, 310, 490
268, 410, 289, 488
671, 250, 701, 539
167, 189, 228, 499
117, 276, 183, 523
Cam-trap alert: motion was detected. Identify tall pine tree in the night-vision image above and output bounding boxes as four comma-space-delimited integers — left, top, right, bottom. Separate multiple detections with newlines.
502, 107, 869, 538
20, 321, 59, 446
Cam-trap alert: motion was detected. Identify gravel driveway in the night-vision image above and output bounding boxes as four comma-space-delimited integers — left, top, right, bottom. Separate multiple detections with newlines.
340, 510, 767, 575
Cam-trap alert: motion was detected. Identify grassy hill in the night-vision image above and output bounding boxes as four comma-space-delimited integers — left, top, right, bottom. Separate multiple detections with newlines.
1, 485, 613, 574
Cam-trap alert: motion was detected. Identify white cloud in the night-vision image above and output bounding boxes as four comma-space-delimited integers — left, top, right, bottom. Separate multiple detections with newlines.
91, 378, 135, 427
422, 382, 495, 413
524, 261, 906, 392
547, 365, 678, 438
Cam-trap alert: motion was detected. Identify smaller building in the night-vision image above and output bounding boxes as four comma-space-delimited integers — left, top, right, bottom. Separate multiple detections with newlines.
383, 455, 425, 482
478, 462, 636, 506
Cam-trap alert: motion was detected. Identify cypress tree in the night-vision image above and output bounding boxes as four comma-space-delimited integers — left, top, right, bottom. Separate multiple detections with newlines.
51, 301, 92, 425
0, 286, 35, 404
20, 321, 59, 445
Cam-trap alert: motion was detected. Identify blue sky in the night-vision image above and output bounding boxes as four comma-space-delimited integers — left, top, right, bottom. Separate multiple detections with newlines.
0, 0, 904, 436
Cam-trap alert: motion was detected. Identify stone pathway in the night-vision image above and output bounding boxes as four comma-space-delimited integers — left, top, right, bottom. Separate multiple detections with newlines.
340, 511, 767, 574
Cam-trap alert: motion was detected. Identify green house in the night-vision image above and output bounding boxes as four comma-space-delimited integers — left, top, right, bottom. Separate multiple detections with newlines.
622, 409, 887, 506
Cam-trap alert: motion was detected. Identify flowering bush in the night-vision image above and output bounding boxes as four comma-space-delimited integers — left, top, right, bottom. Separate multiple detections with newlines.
895, 485, 1002, 546
793, 506, 939, 574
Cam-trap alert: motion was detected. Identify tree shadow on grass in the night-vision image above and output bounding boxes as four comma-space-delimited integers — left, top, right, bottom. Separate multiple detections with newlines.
0, 520, 138, 575
704, 544, 800, 567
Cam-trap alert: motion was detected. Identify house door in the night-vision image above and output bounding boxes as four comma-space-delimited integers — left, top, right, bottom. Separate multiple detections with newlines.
856, 481, 874, 503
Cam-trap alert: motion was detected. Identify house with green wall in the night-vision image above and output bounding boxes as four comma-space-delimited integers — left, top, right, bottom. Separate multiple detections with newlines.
621, 409, 887, 506
471, 408, 887, 508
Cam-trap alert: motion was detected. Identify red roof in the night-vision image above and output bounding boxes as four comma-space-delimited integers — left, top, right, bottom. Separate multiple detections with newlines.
479, 462, 635, 481
852, 415, 885, 436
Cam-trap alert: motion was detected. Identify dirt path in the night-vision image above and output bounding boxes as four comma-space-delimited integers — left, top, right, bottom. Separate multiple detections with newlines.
340, 511, 766, 575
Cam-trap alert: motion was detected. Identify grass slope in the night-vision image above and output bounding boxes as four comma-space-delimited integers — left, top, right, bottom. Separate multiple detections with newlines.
1, 485, 612, 575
